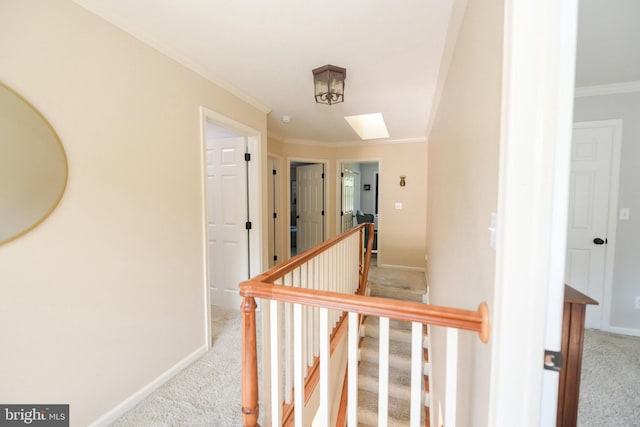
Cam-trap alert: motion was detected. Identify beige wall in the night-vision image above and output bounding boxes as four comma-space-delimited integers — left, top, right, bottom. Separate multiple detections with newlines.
271, 140, 428, 269
426, 0, 503, 425
0, 1, 266, 425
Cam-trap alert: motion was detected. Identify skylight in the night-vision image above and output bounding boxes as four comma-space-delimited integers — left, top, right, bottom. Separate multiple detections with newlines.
344, 113, 389, 140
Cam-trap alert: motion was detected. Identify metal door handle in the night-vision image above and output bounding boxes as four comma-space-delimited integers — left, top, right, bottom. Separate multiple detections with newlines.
593, 237, 606, 245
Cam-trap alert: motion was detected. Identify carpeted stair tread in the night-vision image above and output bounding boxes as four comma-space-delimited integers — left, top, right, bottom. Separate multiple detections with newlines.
368, 285, 425, 302
355, 265, 429, 426
357, 389, 419, 427
358, 362, 413, 395
363, 315, 415, 331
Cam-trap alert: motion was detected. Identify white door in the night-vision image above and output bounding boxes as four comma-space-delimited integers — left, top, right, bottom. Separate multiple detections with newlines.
296, 163, 324, 252
565, 121, 621, 329
341, 170, 355, 232
207, 136, 249, 309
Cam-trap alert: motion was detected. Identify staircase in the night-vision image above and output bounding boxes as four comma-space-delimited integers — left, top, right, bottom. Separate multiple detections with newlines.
357, 263, 430, 426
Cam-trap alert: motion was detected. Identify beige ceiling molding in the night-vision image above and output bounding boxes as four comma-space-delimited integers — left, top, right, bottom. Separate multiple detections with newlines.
72, 0, 271, 114
282, 136, 427, 147
575, 81, 640, 98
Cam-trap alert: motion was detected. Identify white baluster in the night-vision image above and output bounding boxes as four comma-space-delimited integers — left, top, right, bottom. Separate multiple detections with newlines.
319, 307, 330, 427
410, 322, 424, 427
445, 327, 458, 427
293, 303, 304, 427
348, 312, 359, 427
270, 300, 282, 426
378, 316, 390, 427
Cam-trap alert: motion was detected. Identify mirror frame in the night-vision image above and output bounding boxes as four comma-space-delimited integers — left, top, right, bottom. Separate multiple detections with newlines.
0, 82, 69, 245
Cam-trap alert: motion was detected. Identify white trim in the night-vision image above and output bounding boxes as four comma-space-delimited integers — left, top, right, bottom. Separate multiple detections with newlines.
377, 263, 425, 272
575, 81, 640, 98
335, 157, 382, 237
200, 107, 264, 310
198, 108, 212, 347
490, 0, 578, 426
267, 153, 284, 267
605, 326, 640, 337
88, 345, 208, 426
286, 157, 330, 258
573, 120, 623, 332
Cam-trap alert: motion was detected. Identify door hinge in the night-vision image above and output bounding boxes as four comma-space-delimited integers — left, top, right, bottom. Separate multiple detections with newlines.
341, 211, 344, 216
245, 221, 252, 230
321, 173, 325, 179
544, 350, 562, 372
274, 255, 278, 261
273, 212, 277, 219
341, 172, 344, 178
272, 169, 277, 175
321, 210, 325, 216
244, 153, 251, 162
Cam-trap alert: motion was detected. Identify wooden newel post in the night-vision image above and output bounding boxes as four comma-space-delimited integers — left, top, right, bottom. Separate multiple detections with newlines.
241, 296, 259, 427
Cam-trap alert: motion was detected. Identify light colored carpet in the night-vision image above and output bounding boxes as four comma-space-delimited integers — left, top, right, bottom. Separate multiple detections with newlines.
110, 261, 428, 427
110, 306, 253, 427
578, 328, 640, 426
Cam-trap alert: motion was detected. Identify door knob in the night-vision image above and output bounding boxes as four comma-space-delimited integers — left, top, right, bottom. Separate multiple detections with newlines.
593, 237, 606, 245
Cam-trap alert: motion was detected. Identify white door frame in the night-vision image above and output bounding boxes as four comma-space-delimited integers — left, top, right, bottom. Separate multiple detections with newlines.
335, 158, 382, 236
490, 0, 579, 426
287, 157, 329, 258
200, 107, 263, 347
571, 120, 622, 333
268, 153, 284, 267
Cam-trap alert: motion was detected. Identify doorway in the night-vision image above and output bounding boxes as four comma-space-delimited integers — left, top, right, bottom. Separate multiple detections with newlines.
565, 120, 622, 330
201, 108, 263, 318
339, 160, 379, 252
289, 161, 326, 256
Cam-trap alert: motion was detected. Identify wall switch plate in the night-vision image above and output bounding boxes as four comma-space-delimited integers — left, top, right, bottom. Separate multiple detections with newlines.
635, 296, 640, 310
489, 212, 497, 250
620, 208, 630, 220
394, 202, 402, 209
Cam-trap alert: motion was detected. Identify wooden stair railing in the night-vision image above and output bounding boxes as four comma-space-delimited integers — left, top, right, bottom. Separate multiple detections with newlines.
240, 224, 490, 426
241, 223, 374, 427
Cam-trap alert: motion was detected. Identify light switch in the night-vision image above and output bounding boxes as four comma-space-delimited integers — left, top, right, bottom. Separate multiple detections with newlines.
620, 208, 630, 221
395, 202, 403, 210
489, 212, 497, 250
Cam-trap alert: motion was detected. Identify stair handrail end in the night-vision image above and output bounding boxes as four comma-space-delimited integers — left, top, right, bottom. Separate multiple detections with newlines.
478, 301, 491, 343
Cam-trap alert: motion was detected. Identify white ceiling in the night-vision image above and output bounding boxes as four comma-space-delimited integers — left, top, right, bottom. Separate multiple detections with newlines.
575, 0, 640, 87
73, 0, 639, 144
73, 0, 456, 144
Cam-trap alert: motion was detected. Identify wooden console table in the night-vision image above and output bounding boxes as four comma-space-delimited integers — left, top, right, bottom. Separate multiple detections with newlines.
556, 285, 598, 427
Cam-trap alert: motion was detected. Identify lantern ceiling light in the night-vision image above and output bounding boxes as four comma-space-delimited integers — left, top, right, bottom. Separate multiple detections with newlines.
312, 64, 346, 105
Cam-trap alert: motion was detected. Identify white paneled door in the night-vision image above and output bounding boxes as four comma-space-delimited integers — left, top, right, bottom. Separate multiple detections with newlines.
207, 136, 249, 310
341, 170, 355, 232
565, 121, 621, 329
296, 163, 324, 253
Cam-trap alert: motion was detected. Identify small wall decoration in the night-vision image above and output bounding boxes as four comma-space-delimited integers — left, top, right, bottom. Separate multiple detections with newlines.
363, 184, 371, 191
400, 176, 406, 187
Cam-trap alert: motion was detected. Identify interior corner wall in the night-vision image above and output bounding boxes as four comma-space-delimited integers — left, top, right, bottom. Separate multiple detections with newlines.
426, 0, 504, 425
573, 92, 640, 331
0, 1, 267, 425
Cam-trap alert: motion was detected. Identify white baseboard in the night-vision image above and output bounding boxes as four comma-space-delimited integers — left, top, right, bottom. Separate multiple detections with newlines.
377, 263, 425, 272
88, 344, 208, 426
605, 326, 640, 337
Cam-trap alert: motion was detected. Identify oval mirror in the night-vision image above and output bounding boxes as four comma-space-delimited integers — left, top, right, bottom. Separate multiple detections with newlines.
0, 83, 68, 244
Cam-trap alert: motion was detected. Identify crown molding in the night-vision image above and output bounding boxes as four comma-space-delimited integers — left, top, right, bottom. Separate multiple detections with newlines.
575, 81, 640, 98
73, 0, 271, 114
282, 136, 427, 147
